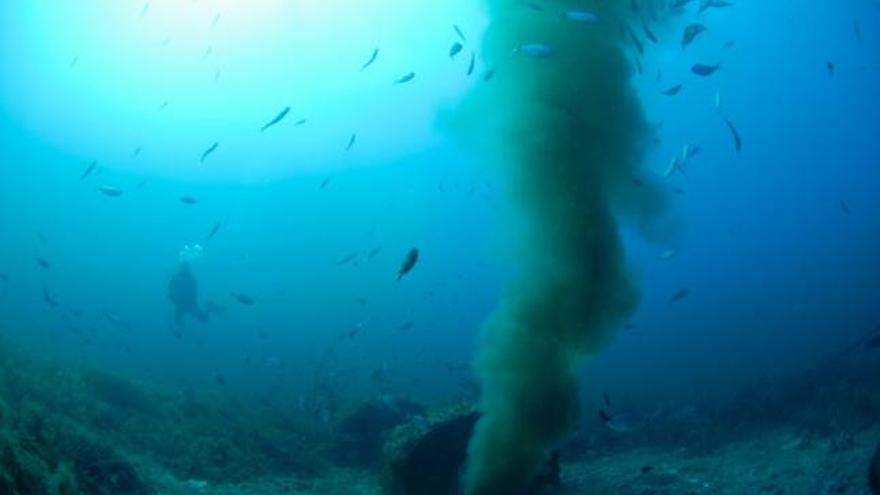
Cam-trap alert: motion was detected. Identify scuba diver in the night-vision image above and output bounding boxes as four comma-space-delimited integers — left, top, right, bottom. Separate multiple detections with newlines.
168, 244, 212, 326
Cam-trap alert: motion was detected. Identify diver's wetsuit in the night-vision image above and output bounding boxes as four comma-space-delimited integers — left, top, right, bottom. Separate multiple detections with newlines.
168, 261, 208, 325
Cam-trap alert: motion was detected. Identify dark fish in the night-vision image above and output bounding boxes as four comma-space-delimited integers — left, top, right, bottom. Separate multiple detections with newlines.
206, 221, 222, 240
179, 196, 199, 205
668, 288, 691, 304
43, 288, 60, 309
826, 61, 835, 77
626, 26, 644, 55
97, 186, 123, 197
336, 252, 358, 266
346, 133, 357, 151
231, 293, 255, 306
261, 106, 290, 132
200, 142, 219, 163
662, 84, 682, 96
854, 20, 863, 43
691, 63, 720, 76
361, 48, 379, 71
132, 147, 142, 157
397, 248, 420, 280
367, 246, 382, 260
483, 67, 496, 81
722, 40, 737, 50
722, 116, 742, 152
294, 119, 307, 126
453, 24, 466, 41
37, 257, 50, 270
396, 321, 415, 332
467, 52, 476, 76
641, 19, 658, 44
599, 395, 650, 432
703, 0, 735, 13
394, 72, 416, 84
682, 23, 707, 48
0, 273, 7, 283
319, 177, 332, 190
449, 42, 463, 59
80, 160, 98, 180
840, 200, 851, 215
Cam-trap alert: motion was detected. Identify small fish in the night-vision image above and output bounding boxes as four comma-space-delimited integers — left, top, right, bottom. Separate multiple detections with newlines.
449, 42, 464, 59
722, 116, 742, 152
662, 84, 682, 96
514, 44, 554, 58
453, 24, 466, 41
367, 246, 382, 260
698, 0, 734, 14
231, 293, 255, 306
668, 288, 691, 304
397, 248, 420, 280
466, 52, 476, 76
839, 200, 851, 215
641, 19, 659, 44
722, 40, 737, 50
626, 27, 644, 55
200, 142, 219, 164
600, 395, 650, 432
179, 196, 199, 205
336, 252, 358, 266
206, 221, 222, 240
36, 231, 47, 246
43, 288, 60, 309
69, 56, 80, 68
319, 177, 332, 190
360, 48, 379, 71
139, 3, 149, 18
681, 23, 707, 48
691, 63, 720, 76
79, 161, 98, 180
261, 106, 290, 132
826, 61, 835, 77
854, 20, 863, 43
483, 67, 496, 81
294, 119, 307, 126
37, 258, 50, 270
346, 133, 357, 151
394, 72, 416, 84
132, 147, 142, 157
0, 273, 8, 282
565, 10, 599, 23
97, 186, 123, 197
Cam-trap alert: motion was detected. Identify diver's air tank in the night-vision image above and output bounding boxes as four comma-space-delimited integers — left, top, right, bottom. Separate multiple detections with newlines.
871, 440, 879, 494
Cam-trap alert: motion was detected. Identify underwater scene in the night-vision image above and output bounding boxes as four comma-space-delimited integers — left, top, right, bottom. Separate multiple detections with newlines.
1, 0, 879, 494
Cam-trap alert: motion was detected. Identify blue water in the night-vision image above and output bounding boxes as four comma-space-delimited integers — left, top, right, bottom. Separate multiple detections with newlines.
0, 1, 879, 491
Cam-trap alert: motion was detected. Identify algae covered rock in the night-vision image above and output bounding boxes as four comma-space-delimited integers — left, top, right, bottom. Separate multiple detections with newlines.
332, 398, 425, 467
383, 405, 561, 495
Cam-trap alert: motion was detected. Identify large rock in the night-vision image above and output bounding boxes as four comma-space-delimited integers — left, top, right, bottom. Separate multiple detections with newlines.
384, 407, 560, 495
